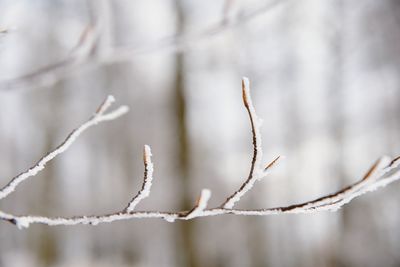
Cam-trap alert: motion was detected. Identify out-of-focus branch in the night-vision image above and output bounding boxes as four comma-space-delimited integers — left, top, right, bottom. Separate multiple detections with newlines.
0, 0, 104, 91
222, 0, 236, 24
1, 78, 399, 229
86, 0, 114, 57
0, 24, 99, 91
99, 0, 285, 62
0, 0, 286, 91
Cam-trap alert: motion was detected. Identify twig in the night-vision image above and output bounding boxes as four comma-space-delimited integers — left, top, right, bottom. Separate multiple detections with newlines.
183, 189, 212, 220
222, 77, 270, 209
0, 95, 129, 200
124, 145, 154, 213
0, 78, 399, 229
0, 24, 99, 91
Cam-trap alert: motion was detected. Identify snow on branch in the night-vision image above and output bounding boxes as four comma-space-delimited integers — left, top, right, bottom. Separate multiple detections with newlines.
124, 145, 154, 213
0, 78, 399, 229
183, 189, 212, 220
0, 95, 128, 201
222, 77, 275, 209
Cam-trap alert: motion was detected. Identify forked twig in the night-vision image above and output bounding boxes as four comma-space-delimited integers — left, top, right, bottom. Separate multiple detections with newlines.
0, 78, 399, 229
0, 95, 128, 201
222, 77, 279, 209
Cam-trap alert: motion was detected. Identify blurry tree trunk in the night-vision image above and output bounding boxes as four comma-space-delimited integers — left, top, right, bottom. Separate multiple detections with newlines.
26, 6, 65, 262
327, 2, 348, 266
36, 133, 59, 266
27, 85, 65, 266
246, 208, 270, 267
173, 1, 199, 267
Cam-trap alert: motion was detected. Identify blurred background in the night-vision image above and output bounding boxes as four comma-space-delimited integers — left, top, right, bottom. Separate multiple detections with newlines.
0, 0, 400, 266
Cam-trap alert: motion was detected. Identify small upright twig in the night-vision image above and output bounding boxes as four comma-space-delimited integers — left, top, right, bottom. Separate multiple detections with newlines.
124, 145, 154, 213
183, 189, 212, 220
222, 77, 280, 209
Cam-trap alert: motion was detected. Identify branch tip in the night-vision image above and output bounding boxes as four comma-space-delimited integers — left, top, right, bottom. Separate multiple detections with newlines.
107, 95, 116, 102
241, 77, 251, 107
362, 156, 391, 181
197, 189, 211, 206
143, 145, 152, 162
118, 105, 130, 114
124, 144, 154, 213
96, 95, 116, 115
265, 155, 281, 171
389, 156, 400, 167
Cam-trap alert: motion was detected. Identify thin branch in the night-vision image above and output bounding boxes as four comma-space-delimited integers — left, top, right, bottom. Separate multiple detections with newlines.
124, 145, 154, 213
87, 0, 114, 57
222, 77, 274, 209
264, 155, 280, 170
0, 3, 102, 91
0, 95, 129, 200
0, 25, 99, 91
0, 156, 399, 229
0, 78, 399, 229
106, 0, 285, 62
0, 0, 286, 91
275, 156, 392, 212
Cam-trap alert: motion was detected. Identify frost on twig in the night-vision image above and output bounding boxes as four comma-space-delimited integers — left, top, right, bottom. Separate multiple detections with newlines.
183, 189, 212, 220
222, 77, 280, 209
0, 95, 128, 200
124, 145, 154, 213
0, 78, 399, 229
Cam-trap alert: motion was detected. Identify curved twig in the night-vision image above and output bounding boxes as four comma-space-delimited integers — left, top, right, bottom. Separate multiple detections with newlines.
124, 145, 154, 213
0, 95, 129, 200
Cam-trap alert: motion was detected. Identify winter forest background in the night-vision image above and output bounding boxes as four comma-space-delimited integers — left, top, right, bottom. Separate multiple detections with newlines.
1, 0, 400, 266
